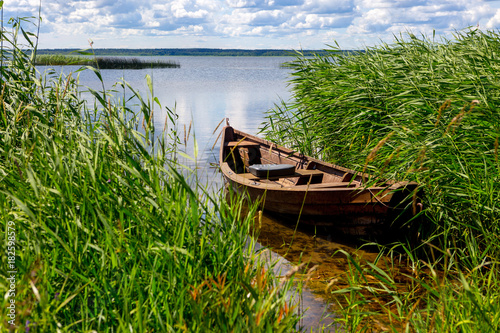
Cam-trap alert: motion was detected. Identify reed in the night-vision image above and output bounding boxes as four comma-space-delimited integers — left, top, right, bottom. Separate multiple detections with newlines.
35, 54, 180, 69
0, 12, 302, 332
263, 29, 500, 331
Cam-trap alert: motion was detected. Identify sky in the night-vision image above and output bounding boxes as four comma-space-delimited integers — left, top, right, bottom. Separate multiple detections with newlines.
5, 0, 500, 50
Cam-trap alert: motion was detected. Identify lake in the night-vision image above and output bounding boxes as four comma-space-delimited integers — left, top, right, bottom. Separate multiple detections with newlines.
60, 56, 294, 187
39, 56, 339, 331
72, 56, 291, 135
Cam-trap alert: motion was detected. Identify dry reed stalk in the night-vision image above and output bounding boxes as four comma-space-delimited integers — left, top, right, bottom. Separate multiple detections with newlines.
147, 104, 154, 130
362, 132, 394, 180
212, 118, 226, 135
61, 72, 72, 100
279, 263, 305, 288
366, 132, 394, 163
445, 100, 479, 135
379, 146, 401, 175
407, 146, 428, 174
258, 210, 262, 229
211, 119, 227, 149
163, 113, 169, 133
183, 123, 186, 145
187, 121, 192, 141
435, 99, 451, 126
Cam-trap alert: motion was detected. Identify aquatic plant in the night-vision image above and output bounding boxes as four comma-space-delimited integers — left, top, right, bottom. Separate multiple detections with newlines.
35, 54, 180, 69
264, 28, 500, 257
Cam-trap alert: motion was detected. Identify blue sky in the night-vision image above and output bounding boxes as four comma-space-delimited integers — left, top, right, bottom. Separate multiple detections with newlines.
6, 0, 500, 50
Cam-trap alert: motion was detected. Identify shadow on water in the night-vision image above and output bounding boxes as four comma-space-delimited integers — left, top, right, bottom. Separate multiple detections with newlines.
241, 205, 382, 332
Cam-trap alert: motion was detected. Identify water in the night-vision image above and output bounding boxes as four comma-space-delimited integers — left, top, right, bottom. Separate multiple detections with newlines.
40, 57, 343, 331
66, 56, 290, 132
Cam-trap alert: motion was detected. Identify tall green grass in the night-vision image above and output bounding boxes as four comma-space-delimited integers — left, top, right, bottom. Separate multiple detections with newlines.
263, 29, 500, 331
0, 11, 302, 332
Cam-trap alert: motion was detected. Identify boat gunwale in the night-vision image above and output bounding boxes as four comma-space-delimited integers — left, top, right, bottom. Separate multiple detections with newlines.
220, 126, 415, 190
230, 128, 371, 182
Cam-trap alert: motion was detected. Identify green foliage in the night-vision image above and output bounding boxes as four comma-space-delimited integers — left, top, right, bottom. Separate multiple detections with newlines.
34, 54, 180, 69
331, 247, 500, 332
0, 12, 301, 332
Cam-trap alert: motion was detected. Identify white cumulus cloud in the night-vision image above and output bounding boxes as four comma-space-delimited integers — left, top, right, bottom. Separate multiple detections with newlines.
2, 0, 500, 49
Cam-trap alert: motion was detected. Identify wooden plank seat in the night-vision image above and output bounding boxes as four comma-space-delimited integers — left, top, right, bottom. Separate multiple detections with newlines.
226, 140, 260, 148
293, 182, 358, 189
293, 168, 324, 185
295, 169, 324, 177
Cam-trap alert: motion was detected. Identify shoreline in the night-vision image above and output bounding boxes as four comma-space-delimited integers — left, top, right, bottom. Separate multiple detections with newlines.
34, 48, 350, 57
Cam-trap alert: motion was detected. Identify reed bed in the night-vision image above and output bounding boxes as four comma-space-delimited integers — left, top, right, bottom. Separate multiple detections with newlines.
35, 54, 180, 69
0, 13, 302, 332
263, 29, 500, 331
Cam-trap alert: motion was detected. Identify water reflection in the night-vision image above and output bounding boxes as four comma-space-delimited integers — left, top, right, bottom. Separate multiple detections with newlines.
253, 245, 340, 332
255, 212, 381, 269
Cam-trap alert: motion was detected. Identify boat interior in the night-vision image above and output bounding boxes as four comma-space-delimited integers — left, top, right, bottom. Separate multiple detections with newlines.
221, 127, 369, 189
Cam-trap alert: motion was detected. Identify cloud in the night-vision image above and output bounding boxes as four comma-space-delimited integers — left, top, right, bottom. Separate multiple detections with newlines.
348, 0, 495, 35
349, 8, 392, 33
302, 0, 355, 14
221, 9, 287, 26
226, 0, 260, 8
291, 13, 354, 29
2, 0, 500, 49
486, 7, 500, 27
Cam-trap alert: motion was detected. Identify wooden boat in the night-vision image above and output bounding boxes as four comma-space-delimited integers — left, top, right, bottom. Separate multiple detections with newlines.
219, 125, 420, 236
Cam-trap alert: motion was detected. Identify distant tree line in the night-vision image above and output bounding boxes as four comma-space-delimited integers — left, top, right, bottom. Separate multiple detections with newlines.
35, 48, 339, 57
